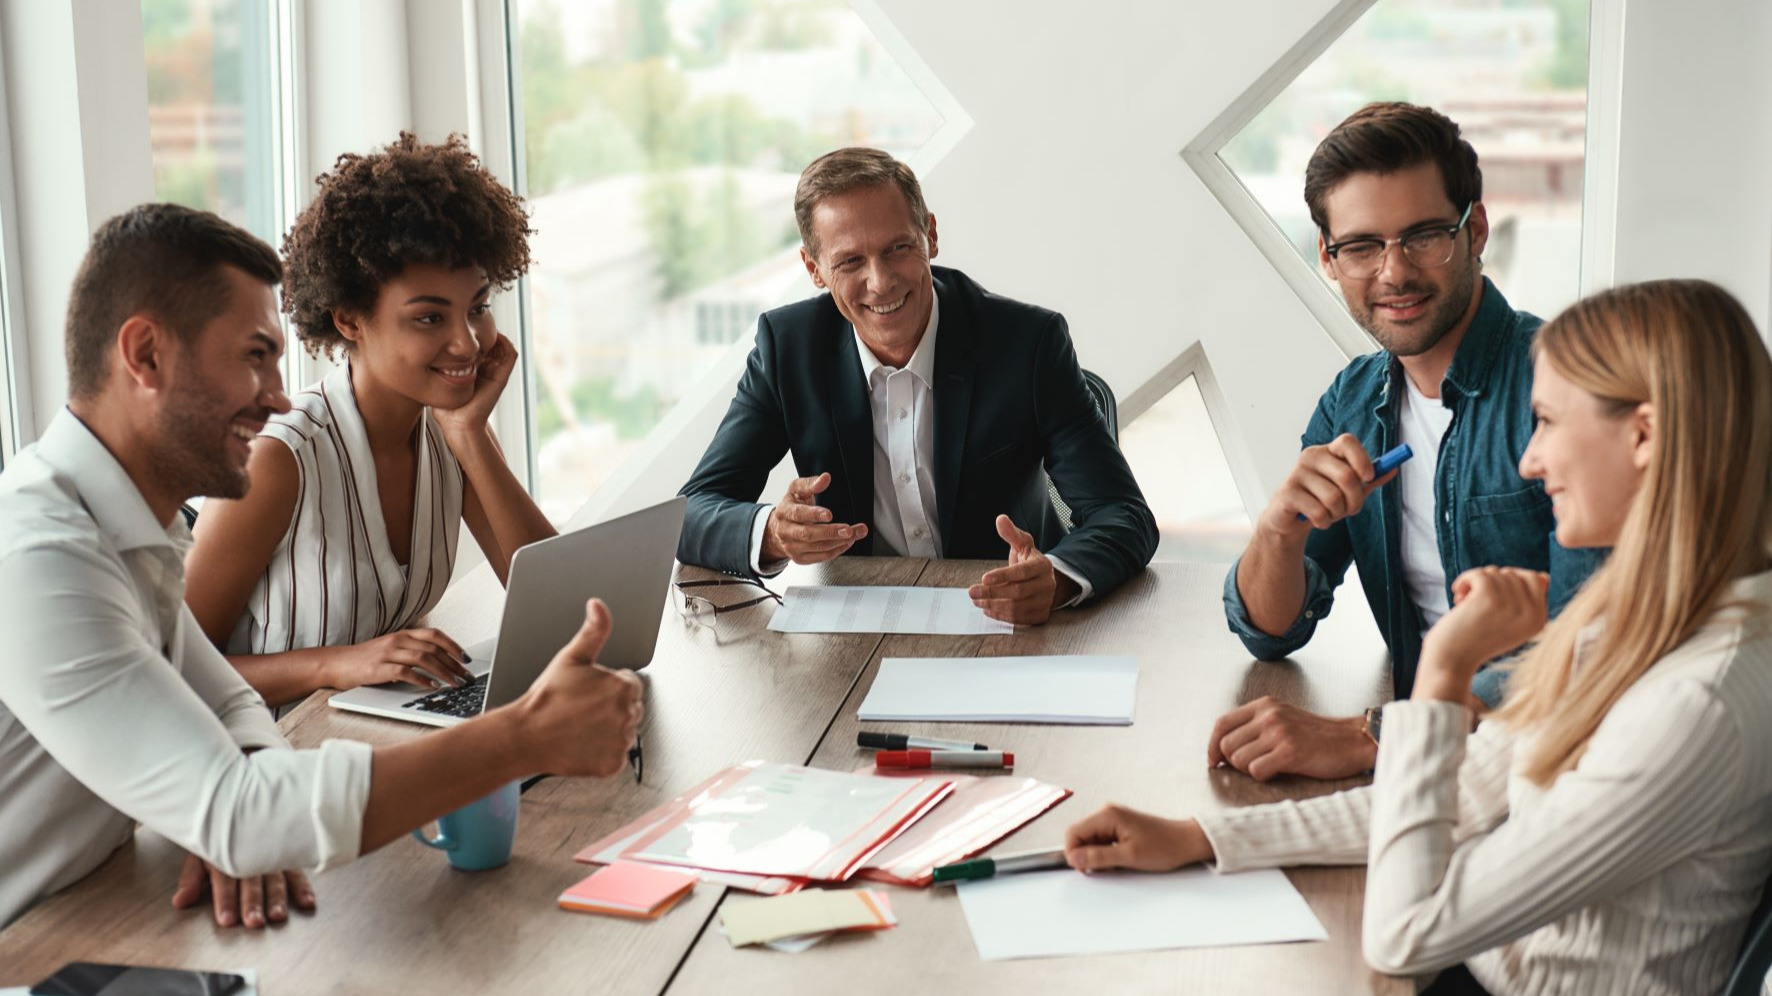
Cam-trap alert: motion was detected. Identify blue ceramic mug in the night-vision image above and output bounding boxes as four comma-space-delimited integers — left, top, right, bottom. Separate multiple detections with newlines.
412, 781, 520, 871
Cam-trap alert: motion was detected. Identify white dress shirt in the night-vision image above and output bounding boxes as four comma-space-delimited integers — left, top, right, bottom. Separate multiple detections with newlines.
748, 296, 1090, 602
0, 410, 373, 928
855, 295, 943, 559
1195, 570, 1772, 995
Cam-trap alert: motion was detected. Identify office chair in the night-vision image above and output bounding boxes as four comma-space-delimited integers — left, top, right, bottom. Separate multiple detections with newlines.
1045, 369, 1117, 532
1721, 875, 1772, 996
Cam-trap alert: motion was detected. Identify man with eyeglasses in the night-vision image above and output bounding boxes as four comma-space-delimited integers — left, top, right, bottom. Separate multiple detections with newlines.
1210, 102, 1604, 783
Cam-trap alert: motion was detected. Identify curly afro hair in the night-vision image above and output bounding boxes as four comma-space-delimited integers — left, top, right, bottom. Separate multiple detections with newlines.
281, 132, 533, 358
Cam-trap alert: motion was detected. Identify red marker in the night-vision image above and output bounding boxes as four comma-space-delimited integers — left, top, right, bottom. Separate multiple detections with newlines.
875, 750, 1014, 770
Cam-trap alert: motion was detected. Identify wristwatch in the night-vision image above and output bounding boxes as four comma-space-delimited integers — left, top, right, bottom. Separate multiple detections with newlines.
1361, 705, 1384, 746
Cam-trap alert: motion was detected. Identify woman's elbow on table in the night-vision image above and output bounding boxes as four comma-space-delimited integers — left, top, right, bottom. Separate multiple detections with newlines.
1362, 907, 1467, 977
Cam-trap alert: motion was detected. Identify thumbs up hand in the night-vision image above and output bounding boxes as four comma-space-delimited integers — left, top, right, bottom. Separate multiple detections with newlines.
518, 599, 645, 778
966, 515, 1074, 626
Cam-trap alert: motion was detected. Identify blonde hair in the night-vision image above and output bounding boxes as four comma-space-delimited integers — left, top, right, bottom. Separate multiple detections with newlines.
1497, 279, 1772, 785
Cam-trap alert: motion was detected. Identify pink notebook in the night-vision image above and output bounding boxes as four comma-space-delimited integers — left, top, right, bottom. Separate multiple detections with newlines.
559, 861, 698, 919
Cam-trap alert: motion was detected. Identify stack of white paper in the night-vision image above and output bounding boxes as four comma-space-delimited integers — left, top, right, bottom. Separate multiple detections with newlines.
858, 655, 1138, 724
768, 586, 1013, 635
957, 867, 1328, 960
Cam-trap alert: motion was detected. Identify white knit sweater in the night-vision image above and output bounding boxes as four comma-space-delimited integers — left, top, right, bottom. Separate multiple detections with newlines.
1196, 570, 1772, 996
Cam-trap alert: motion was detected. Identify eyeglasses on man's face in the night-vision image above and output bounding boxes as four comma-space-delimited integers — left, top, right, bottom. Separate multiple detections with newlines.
671, 578, 783, 630
1324, 201, 1475, 280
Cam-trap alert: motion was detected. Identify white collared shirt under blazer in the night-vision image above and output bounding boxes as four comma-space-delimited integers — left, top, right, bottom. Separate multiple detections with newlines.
0, 410, 372, 928
1194, 569, 1772, 995
228, 363, 463, 655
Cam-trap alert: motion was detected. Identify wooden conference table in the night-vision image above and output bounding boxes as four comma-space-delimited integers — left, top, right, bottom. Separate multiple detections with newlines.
0, 558, 1407, 996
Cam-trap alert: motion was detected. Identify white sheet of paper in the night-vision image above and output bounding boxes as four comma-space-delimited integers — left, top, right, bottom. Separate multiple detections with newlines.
957, 867, 1327, 960
859, 655, 1138, 724
768, 586, 1013, 635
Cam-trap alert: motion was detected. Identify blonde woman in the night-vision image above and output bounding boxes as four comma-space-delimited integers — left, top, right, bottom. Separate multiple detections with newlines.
1064, 279, 1772, 996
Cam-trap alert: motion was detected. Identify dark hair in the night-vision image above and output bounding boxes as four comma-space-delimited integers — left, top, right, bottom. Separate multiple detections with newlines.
281, 132, 533, 358
1303, 102, 1483, 236
64, 203, 282, 399
793, 147, 929, 260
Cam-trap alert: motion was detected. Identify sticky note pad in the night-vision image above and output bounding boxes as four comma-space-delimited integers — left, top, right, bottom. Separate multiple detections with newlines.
559, 861, 698, 919
720, 889, 891, 947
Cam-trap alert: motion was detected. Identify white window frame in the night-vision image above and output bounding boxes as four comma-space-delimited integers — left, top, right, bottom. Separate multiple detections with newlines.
0, 30, 29, 465
1184, 0, 1617, 362
1119, 342, 1265, 526
270, 0, 317, 391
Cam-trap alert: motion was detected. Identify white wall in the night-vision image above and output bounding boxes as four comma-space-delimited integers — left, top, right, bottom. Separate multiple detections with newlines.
1609, 0, 1772, 334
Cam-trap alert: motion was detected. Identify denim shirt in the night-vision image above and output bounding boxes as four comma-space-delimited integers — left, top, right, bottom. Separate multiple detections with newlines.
1222, 278, 1606, 700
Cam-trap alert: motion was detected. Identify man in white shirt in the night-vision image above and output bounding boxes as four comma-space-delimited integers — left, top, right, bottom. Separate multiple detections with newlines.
0, 204, 643, 929
677, 148, 1157, 623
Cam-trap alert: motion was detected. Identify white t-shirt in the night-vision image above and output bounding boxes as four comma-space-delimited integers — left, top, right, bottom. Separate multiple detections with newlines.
1397, 375, 1454, 627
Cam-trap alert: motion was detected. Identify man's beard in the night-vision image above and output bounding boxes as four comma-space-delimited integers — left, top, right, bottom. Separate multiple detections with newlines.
1350, 257, 1479, 358
151, 389, 252, 502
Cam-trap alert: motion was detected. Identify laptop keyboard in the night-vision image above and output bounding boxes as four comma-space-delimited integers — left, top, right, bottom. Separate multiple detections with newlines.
402, 673, 489, 718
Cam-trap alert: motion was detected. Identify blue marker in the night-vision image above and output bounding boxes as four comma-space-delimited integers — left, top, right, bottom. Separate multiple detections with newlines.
1297, 443, 1413, 523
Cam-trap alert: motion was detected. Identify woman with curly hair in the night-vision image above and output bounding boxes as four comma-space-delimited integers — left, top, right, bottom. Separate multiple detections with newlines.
184, 132, 555, 707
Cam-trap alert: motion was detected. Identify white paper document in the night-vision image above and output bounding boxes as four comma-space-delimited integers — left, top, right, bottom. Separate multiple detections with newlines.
858, 654, 1138, 724
767, 586, 1013, 635
957, 867, 1328, 961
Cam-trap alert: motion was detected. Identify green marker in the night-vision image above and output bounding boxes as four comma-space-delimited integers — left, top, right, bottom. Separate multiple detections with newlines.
932, 846, 1069, 884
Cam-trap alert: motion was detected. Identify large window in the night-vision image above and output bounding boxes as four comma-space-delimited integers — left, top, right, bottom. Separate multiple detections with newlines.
1222, 0, 1590, 322
511, 0, 947, 522
142, 0, 285, 245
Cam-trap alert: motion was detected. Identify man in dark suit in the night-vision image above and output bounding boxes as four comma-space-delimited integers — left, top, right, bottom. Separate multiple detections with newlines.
678, 147, 1156, 625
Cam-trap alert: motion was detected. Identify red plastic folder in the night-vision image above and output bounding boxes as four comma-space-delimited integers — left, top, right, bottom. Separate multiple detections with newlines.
853, 769, 1071, 887
575, 761, 955, 888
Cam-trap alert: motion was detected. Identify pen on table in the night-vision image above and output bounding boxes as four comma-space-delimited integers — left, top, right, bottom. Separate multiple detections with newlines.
628, 735, 643, 785
932, 846, 1069, 884
858, 731, 989, 752
1297, 443, 1414, 523
875, 750, 1013, 770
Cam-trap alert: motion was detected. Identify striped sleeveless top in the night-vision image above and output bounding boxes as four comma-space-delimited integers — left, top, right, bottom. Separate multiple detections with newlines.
227, 363, 464, 655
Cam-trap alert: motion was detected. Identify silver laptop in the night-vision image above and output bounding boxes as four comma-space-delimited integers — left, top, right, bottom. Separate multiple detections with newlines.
330, 496, 686, 727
